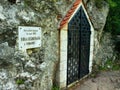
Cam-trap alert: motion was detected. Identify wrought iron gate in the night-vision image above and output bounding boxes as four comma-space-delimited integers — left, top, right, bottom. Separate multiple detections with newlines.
67, 6, 91, 85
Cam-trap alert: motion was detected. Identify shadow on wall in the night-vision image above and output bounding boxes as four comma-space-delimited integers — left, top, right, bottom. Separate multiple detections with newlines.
8, 0, 21, 4
115, 41, 120, 53
115, 35, 120, 53
8, 0, 16, 3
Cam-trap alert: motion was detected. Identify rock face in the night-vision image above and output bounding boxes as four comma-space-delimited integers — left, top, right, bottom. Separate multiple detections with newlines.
0, 42, 14, 64
0, 0, 73, 90
0, 0, 112, 90
85, 0, 109, 30
94, 33, 115, 64
84, 0, 115, 65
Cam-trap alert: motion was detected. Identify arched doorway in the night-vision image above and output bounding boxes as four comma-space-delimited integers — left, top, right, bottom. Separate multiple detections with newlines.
58, 1, 94, 88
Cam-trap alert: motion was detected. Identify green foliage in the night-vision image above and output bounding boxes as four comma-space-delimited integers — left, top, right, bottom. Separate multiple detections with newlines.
16, 79, 25, 85
107, 0, 117, 7
104, 0, 120, 35
98, 59, 120, 71
52, 85, 59, 90
91, 59, 120, 78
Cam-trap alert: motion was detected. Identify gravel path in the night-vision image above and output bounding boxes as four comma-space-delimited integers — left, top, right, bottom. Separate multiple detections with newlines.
68, 71, 120, 90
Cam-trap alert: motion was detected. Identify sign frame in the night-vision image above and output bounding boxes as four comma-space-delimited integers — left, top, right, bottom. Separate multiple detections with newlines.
18, 26, 41, 52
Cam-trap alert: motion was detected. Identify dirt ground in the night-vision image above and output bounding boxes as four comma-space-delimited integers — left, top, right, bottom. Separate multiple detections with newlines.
68, 71, 120, 90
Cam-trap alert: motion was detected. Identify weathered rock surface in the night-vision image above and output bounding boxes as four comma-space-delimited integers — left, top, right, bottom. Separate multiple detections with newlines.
0, 0, 72, 90
84, 0, 116, 65
94, 33, 115, 64
0, 42, 14, 63
0, 0, 112, 90
85, 0, 109, 30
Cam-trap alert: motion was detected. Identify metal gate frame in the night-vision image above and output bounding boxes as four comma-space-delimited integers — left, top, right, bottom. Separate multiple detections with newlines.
58, 3, 94, 89
67, 6, 91, 85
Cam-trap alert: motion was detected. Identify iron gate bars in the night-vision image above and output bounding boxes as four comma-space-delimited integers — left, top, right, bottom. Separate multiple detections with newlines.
67, 6, 91, 85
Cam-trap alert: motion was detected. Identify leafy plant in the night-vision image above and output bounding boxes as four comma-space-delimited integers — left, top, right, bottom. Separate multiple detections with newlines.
107, 0, 117, 7
98, 59, 120, 71
16, 79, 25, 85
104, 0, 120, 35
52, 85, 59, 90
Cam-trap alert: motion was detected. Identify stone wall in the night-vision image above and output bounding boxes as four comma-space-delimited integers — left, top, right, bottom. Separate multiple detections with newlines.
0, 0, 73, 90
0, 0, 113, 89
83, 0, 116, 65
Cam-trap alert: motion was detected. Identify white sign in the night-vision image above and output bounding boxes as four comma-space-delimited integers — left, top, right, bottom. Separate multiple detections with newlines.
18, 26, 41, 52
